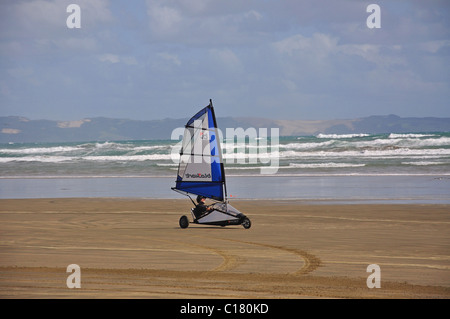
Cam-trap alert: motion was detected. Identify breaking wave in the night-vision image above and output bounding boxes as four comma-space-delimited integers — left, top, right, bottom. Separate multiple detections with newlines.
1, 132, 449, 176
316, 133, 370, 139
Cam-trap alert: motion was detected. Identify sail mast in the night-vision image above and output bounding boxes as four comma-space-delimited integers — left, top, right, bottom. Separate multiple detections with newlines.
209, 99, 228, 201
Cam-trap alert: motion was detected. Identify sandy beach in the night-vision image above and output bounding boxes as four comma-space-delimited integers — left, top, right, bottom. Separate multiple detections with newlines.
0, 198, 449, 299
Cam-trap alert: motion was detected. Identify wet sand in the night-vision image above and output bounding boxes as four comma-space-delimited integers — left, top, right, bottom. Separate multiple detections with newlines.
0, 198, 449, 298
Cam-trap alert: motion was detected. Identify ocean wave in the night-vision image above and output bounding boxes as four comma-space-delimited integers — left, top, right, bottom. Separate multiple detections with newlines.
89, 142, 171, 152
133, 145, 172, 151
0, 154, 174, 163
278, 137, 450, 152
401, 161, 447, 166
2, 148, 449, 163
389, 133, 436, 139
289, 162, 366, 168
223, 152, 279, 160
403, 137, 450, 147
0, 142, 171, 156
2, 135, 449, 177
281, 140, 336, 150
0, 146, 82, 154
0, 156, 74, 163
225, 166, 267, 170
222, 142, 280, 151
218, 148, 450, 161
82, 154, 173, 161
278, 148, 450, 158
316, 133, 370, 139
93, 141, 170, 150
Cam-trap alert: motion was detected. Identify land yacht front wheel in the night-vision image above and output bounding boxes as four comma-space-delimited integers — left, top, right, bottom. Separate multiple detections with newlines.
242, 217, 251, 229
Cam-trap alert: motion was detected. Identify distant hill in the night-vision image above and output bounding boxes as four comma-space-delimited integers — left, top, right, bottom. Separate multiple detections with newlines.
1, 114, 449, 143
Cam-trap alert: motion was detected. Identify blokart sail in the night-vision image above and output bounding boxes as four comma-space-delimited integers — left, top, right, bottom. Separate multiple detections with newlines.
171, 99, 251, 229
173, 99, 226, 201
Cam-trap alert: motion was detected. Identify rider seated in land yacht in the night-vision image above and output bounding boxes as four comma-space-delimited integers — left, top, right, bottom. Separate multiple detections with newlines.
193, 195, 212, 219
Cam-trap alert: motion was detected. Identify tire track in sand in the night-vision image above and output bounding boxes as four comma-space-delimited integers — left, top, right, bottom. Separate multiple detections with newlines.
210, 238, 322, 275
179, 242, 244, 272
152, 235, 319, 274
149, 237, 243, 272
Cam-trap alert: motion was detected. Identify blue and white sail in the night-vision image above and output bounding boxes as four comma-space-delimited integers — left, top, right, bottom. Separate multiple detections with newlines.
172, 100, 226, 201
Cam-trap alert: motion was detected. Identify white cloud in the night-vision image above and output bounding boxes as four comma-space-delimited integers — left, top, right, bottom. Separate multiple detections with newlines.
1, 1, 449, 120
14, 0, 63, 29
7, 67, 40, 86
79, 0, 113, 25
282, 79, 297, 91
274, 32, 407, 70
418, 40, 450, 54
208, 48, 244, 75
0, 0, 114, 58
158, 53, 181, 66
209, 48, 242, 70
98, 54, 137, 65
177, 0, 211, 15
7, 67, 34, 79
245, 10, 263, 21
273, 33, 338, 58
99, 53, 120, 63
143, 0, 269, 46
56, 37, 98, 51
146, 1, 183, 36
6, 0, 112, 35
338, 44, 406, 69
122, 56, 138, 66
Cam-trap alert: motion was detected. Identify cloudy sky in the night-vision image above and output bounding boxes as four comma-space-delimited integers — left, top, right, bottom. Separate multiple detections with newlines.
1, 0, 449, 121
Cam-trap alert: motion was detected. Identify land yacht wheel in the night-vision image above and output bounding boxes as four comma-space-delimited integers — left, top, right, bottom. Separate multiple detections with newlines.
242, 217, 251, 229
179, 215, 189, 229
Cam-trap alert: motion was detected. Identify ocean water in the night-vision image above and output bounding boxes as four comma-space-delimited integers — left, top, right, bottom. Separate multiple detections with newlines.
1, 132, 450, 202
